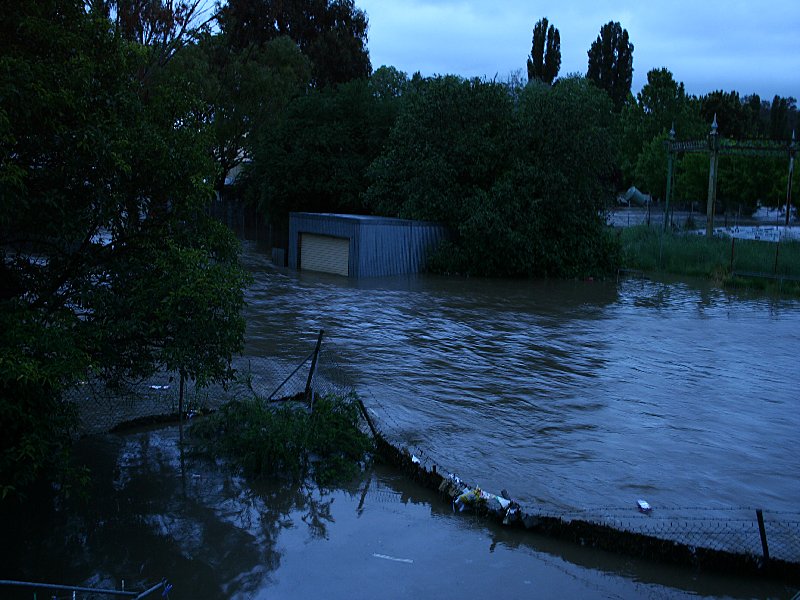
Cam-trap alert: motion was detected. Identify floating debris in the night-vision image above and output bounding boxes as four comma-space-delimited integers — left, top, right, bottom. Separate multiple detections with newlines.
373, 553, 413, 564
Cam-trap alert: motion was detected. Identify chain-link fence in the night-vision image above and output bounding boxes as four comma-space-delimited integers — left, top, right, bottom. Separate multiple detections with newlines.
64, 343, 353, 435
63, 337, 800, 578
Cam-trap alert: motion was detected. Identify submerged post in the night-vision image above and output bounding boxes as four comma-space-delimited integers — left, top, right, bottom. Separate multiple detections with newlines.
305, 329, 325, 407
706, 114, 720, 237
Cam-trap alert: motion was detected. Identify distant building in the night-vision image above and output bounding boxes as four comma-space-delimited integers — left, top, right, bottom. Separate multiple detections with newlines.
288, 213, 448, 278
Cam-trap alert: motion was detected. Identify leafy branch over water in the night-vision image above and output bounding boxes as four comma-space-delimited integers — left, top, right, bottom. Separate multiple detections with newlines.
190, 394, 373, 486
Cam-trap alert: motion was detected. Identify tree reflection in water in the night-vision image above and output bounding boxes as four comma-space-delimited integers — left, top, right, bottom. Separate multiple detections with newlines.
0, 423, 339, 599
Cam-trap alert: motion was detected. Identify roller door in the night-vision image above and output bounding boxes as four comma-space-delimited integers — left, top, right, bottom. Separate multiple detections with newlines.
300, 233, 350, 276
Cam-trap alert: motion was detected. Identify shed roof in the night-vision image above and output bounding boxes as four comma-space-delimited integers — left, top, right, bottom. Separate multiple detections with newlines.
290, 212, 440, 227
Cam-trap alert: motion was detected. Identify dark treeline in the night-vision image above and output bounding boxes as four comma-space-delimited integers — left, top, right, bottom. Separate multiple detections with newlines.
197, 6, 797, 277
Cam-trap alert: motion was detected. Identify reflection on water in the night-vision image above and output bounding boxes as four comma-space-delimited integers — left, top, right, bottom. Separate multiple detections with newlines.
241, 244, 800, 513
2, 425, 338, 599
1, 425, 790, 599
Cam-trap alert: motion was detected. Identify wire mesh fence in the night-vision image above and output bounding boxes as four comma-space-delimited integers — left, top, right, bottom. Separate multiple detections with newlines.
63, 338, 800, 573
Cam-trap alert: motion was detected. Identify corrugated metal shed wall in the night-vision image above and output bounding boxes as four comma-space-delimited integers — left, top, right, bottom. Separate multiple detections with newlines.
288, 213, 447, 278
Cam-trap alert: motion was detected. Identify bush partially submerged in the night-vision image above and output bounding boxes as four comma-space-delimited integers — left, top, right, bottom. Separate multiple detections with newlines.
190, 394, 373, 485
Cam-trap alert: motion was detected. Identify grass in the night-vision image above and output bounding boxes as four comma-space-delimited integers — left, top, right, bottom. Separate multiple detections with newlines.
618, 225, 800, 294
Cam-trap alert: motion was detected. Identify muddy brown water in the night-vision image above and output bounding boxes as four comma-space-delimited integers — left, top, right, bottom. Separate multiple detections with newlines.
241, 244, 799, 515
3, 242, 799, 598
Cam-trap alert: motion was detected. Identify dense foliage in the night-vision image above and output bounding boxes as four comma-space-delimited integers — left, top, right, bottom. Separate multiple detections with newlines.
0, 1, 249, 498
365, 76, 620, 277
219, 0, 371, 87
243, 73, 404, 227
174, 33, 311, 198
190, 395, 373, 485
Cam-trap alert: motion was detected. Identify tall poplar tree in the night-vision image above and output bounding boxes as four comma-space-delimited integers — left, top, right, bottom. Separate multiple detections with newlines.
527, 17, 561, 85
586, 21, 633, 111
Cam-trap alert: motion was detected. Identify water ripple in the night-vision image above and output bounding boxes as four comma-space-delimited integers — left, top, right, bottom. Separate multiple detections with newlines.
241, 246, 800, 512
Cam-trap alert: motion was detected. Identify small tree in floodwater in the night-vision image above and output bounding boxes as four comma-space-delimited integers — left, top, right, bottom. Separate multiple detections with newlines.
190, 394, 373, 486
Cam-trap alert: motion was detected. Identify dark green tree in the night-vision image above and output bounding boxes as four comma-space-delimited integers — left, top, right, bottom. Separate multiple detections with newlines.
219, 0, 371, 87
586, 21, 634, 111
0, 0, 249, 498
769, 95, 797, 139
364, 76, 514, 225
370, 65, 411, 99
526, 17, 561, 85
619, 68, 705, 193
174, 33, 311, 198
365, 76, 619, 277
699, 90, 749, 138
87, 0, 220, 80
742, 94, 766, 137
242, 74, 404, 228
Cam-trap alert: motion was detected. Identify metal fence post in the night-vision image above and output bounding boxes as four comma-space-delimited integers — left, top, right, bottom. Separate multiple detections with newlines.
664, 125, 675, 232
756, 509, 770, 563
706, 115, 720, 237
305, 329, 325, 409
785, 130, 795, 226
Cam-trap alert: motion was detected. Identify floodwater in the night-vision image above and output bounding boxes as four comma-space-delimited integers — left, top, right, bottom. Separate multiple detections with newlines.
243, 245, 800, 516
4, 242, 800, 598
2, 425, 792, 599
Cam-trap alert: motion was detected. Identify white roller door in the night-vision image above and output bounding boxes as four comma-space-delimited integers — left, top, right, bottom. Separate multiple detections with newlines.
300, 233, 350, 276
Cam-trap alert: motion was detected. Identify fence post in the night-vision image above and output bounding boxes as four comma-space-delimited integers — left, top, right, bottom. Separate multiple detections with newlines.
178, 372, 185, 421
305, 329, 325, 409
729, 237, 735, 274
774, 241, 780, 275
785, 130, 795, 226
756, 509, 770, 563
664, 125, 675, 232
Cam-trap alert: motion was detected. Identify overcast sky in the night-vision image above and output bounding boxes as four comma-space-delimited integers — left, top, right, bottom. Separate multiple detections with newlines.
358, 0, 800, 100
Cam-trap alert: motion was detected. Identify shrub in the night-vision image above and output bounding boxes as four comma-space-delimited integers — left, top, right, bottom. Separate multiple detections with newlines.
190, 394, 373, 486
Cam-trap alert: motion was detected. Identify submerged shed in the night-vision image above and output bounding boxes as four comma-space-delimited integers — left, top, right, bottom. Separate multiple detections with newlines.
288, 213, 448, 278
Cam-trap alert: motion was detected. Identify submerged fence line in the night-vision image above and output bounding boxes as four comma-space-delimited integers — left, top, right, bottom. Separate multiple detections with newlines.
63, 343, 800, 582
0, 578, 170, 599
